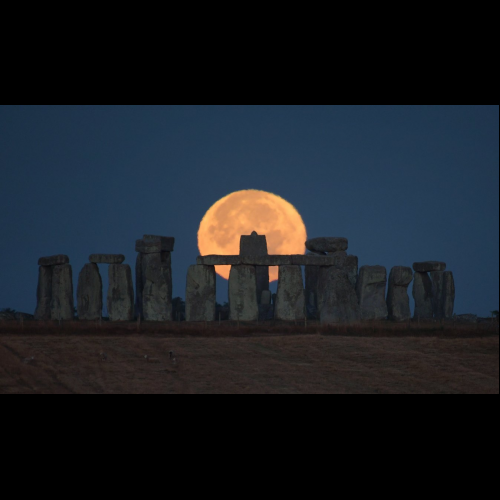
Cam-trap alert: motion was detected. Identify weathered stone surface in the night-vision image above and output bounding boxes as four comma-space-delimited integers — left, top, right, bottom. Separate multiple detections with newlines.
89, 254, 125, 264
197, 254, 353, 267
413, 261, 446, 273
329, 250, 347, 262
77, 264, 102, 320
261, 290, 272, 305
443, 271, 455, 319
229, 265, 258, 321
305, 255, 357, 319
142, 253, 172, 321
50, 264, 74, 320
275, 266, 305, 321
413, 272, 433, 319
345, 255, 359, 287
356, 266, 388, 320
34, 266, 53, 320
431, 271, 445, 319
136, 236, 175, 254
135, 253, 143, 319
387, 266, 413, 322
107, 264, 134, 321
306, 237, 348, 254
305, 266, 320, 319
186, 265, 216, 322
240, 232, 270, 304
390, 266, 413, 286
144, 234, 175, 247
318, 267, 360, 323
38, 255, 69, 267
431, 271, 455, 319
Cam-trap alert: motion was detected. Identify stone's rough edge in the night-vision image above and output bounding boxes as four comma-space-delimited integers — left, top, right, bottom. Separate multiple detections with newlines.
89, 254, 125, 264
38, 255, 70, 266
197, 255, 351, 266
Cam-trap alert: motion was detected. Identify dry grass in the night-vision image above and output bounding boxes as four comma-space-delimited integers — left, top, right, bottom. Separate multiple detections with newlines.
0, 320, 498, 394
1, 318, 498, 338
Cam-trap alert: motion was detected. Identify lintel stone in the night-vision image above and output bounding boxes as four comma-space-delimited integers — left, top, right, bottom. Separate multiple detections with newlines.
197, 254, 351, 267
413, 261, 446, 273
89, 254, 125, 264
38, 255, 70, 266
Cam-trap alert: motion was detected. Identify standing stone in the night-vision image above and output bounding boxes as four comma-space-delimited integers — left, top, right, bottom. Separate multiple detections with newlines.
261, 290, 272, 305
431, 270, 455, 319
304, 254, 358, 319
240, 232, 269, 304
107, 264, 134, 321
318, 267, 360, 323
142, 252, 172, 321
275, 266, 305, 321
229, 265, 258, 321
135, 236, 175, 254
356, 266, 388, 320
51, 264, 74, 320
345, 255, 359, 288
413, 272, 433, 319
185, 265, 216, 322
443, 271, 455, 319
89, 254, 125, 264
135, 253, 144, 319
329, 250, 347, 264
259, 290, 274, 321
386, 266, 413, 322
77, 264, 102, 320
430, 271, 445, 319
305, 265, 320, 319
34, 266, 53, 320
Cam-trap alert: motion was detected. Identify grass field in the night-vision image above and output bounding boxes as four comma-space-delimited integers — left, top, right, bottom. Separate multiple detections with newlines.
1, 321, 498, 394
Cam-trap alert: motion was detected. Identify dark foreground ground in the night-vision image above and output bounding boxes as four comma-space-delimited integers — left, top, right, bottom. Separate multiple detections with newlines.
0, 321, 498, 394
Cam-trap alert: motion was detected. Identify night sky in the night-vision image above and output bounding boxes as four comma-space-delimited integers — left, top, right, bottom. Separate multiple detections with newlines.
0, 105, 498, 317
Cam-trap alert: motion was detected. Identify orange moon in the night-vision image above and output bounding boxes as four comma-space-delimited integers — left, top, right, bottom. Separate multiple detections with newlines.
198, 190, 307, 282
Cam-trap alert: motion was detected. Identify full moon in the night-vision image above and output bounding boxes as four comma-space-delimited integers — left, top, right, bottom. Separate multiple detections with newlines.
198, 190, 307, 282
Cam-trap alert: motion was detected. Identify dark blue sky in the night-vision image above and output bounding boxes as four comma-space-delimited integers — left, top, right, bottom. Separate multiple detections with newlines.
0, 105, 498, 316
